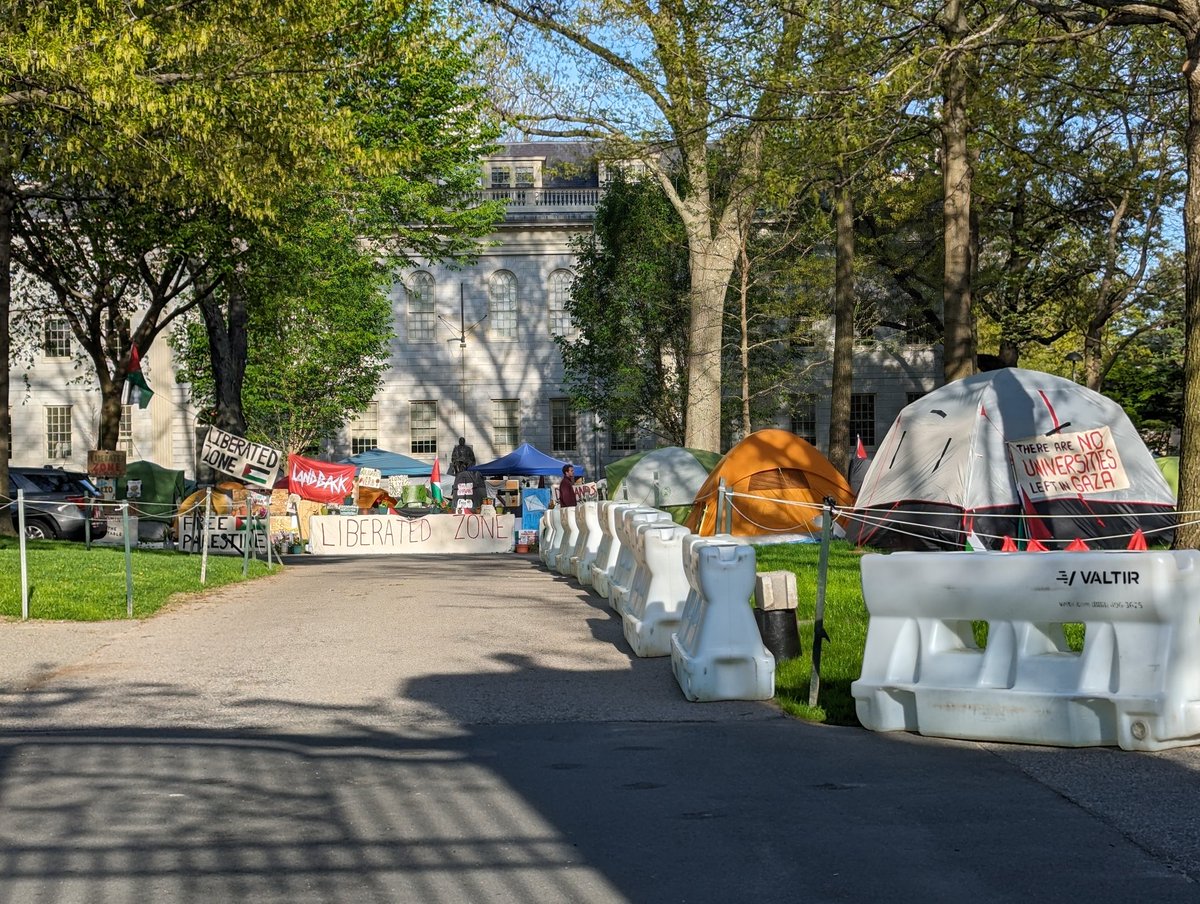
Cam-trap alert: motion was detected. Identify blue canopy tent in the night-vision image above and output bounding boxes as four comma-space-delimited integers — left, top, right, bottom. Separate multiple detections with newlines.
339, 448, 432, 477
473, 443, 584, 477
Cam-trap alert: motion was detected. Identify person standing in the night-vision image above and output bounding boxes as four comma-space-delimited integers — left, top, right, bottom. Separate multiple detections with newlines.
558, 463, 578, 508
449, 437, 476, 475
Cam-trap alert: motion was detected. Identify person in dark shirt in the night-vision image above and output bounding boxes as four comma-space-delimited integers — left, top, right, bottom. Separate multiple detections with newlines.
558, 463, 578, 507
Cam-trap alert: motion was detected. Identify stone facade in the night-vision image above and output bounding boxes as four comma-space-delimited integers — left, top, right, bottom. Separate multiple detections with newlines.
7, 141, 943, 479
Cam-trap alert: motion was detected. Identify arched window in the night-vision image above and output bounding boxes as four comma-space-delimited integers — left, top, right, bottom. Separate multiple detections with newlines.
548, 269, 575, 337
406, 272, 435, 342
489, 270, 518, 339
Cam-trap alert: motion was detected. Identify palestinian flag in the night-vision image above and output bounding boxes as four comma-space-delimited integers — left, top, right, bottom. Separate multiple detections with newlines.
125, 345, 154, 410
430, 458, 444, 504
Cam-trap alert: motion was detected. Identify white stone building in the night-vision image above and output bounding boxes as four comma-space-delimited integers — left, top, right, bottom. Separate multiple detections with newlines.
8, 142, 942, 479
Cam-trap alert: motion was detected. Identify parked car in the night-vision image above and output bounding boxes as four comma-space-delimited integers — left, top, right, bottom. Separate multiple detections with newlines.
8, 466, 108, 541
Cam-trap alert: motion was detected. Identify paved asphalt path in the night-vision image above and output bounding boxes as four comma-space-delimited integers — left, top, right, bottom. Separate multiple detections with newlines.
1, 552, 1199, 903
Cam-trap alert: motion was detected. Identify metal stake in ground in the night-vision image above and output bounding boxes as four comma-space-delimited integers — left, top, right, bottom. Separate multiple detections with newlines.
200, 488, 212, 584
122, 501, 133, 617
808, 496, 835, 708
18, 489, 29, 620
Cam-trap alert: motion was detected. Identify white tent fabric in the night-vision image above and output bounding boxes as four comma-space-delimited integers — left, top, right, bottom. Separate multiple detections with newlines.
611, 447, 714, 507
850, 368, 1176, 550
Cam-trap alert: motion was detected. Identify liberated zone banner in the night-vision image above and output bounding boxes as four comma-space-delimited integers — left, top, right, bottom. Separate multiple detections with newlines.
308, 513, 515, 556
288, 454, 356, 504
200, 425, 282, 488
1008, 425, 1130, 500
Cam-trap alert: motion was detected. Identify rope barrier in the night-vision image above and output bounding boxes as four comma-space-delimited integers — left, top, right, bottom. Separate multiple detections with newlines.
720, 486, 1189, 549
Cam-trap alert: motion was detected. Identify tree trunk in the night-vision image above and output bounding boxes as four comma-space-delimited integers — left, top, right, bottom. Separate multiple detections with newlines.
940, 0, 977, 383
0, 178, 13, 536
95, 372, 125, 450
200, 282, 249, 436
683, 233, 738, 453
1177, 53, 1200, 550
829, 180, 855, 475
739, 237, 752, 439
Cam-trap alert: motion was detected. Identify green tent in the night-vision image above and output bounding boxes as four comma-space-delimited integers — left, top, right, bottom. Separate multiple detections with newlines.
604, 446, 722, 523
117, 460, 186, 524
1156, 457, 1179, 500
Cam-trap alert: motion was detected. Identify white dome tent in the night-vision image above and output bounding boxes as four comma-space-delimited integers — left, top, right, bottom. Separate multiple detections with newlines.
847, 368, 1177, 550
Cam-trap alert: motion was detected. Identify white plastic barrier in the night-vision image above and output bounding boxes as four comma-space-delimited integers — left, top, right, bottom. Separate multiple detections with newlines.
623, 523, 693, 657
539, 508, 562, 567
552, 506, 580, 575
671, 536, 774, 702
609, 507, 672, 614
591, 502, 636, 599
570, 501, 604, 586
851, 550, 1200, 751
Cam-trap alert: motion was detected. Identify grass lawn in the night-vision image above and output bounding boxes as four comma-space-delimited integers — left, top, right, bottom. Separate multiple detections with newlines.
753, 541, 872, 726
0, 537, 277, 621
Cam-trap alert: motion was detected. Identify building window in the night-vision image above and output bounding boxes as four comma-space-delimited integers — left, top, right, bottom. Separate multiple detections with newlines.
117, 404, 133, 452
104, 313, 130, 360
906, 390, 927, 406
790, 398, 817, 444
493, 399, 519, 454
489, 271, 518, 340
487, 160, 540, 190
550, 399, 576, 454
350, 401, 379, 454
549, 270, 575, 337
410, 401, 437, 455
406, 272, 435, 343
45, 406, 72, 459
609, 424, 637, 453
850, 393, 876, 447
43, 319, 71, 358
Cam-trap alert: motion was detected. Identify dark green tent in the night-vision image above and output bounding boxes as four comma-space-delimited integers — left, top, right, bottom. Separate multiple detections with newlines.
117, 460, 186, 524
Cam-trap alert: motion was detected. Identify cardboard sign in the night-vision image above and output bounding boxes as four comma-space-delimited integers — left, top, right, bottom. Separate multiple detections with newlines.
358, 467, 382, 489
307, 513, 515, 556
180, 514, 269, 556
1008, 426, 1131, 500
200, 426, 282, 488
88, 450, 127, 479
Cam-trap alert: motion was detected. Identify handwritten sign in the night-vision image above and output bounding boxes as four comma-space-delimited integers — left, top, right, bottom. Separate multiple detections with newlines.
88, 449, 127, 479
180, 514, 269, 556
1008, 426, 1130, 500
288, 454, 355, 503
307, 513, 515, 556
200, 425, 282, 488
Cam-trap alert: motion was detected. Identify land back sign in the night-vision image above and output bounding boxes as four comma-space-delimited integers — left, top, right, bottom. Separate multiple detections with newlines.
1008, 425, 1130, 500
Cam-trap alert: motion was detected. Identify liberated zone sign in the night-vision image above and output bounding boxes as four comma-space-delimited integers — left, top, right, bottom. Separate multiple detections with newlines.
200, 425, 282, 488
1008, 425, 1130, 500
308, 513, 515, 556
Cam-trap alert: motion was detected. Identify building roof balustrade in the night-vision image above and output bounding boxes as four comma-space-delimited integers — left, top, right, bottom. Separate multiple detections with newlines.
465, 187, 603, 223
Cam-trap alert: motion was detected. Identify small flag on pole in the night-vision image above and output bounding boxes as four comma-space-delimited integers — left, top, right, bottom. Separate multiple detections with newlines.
125, 345, 154, 410
855, 435, 867, 459
430, 458, 444, 504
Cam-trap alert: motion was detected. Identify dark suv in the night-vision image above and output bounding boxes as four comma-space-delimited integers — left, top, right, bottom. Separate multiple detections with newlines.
8, 467, 108, 541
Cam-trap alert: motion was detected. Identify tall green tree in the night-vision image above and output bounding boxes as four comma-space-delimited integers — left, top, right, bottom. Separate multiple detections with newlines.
477, 0, 817, 452
1033, 3, 1200, 547
173, 195, 393, 454
0, 0, 404, 528
558, 174, 691, 446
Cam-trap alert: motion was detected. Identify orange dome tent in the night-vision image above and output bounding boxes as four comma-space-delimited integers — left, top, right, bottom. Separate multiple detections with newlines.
684, 429, 856, 537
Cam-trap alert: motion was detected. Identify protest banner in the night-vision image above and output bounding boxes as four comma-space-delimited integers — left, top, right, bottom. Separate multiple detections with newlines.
1008, 425, 1131, 500
200, 426, 282, 488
